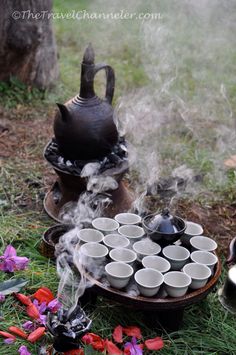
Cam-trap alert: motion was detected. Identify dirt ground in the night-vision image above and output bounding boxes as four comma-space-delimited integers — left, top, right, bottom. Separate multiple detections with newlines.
0, 108, 235, 259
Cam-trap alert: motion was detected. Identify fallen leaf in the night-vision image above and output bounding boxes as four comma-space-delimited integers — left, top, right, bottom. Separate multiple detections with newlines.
0, 279, 28, 295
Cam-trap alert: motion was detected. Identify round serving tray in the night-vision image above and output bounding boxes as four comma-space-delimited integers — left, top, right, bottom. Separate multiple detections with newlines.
84, 257, 221, 311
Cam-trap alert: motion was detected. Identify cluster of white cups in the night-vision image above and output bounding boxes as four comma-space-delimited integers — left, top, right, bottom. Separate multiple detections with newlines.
78, 213, 144, 265
78, 216, 218, 298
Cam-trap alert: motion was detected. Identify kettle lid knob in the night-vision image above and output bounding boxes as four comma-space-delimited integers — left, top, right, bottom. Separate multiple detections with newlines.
82, 43, 95, 65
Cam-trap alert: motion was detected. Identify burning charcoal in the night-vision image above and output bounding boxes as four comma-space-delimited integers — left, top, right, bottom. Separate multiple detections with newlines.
120, 143, 128, 153
66, 160, 73, 167
47, 304, 92, 352
63, 329, 76, 339
51, 146, 58, 153
44, 138, 128, 176
71, 319, 81, 327
58, 156, 64, 165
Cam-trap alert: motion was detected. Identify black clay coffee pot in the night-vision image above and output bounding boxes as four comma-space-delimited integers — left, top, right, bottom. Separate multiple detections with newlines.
54, 44, 118, 161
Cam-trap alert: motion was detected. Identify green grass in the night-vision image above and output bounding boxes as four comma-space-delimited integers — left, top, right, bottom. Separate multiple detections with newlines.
0, 78, 47, 109
0, 0, 236, 354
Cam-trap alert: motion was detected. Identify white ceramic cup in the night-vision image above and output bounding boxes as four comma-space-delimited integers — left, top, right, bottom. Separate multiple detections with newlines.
164, 271, 191, 297
78, 228, 104, 244
109, 248, 137, 264
190, 236, 217, 252
190, 250, 218, 272
162, 245, 190, 270
133, 239, 161, 261
180, 221, 203, 247
80, 242, 108, 261
183, 263, 211, 289
103, 234, 130, 250
92, 217, 119, 234
118, 225, 145, 242
134, 268, 164, 297
142, 255, 171, 274
115, 213, 141, 225
105, 261, 133, 289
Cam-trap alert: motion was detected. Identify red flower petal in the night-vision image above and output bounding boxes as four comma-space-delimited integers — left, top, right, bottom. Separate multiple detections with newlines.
105, 339, 123, 354
64, 349, 84, 355
33, 287, 54, 304
14, 293, 32, 306
122, 326, 142, 339
82, 333, 105, 351
27, 327, 45, 343
0, 331, 16, 340
26, 303, 40, 319
82, 332, 102, 344
92, 339, 105, 352
81, 333, 93, 344
113, 325, 123, 343
8, 326, 28, 339
145, 337, 164, 350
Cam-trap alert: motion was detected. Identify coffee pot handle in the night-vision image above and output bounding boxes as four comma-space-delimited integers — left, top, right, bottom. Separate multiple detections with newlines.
93, 64, 115, 104
227, 236, 236, 266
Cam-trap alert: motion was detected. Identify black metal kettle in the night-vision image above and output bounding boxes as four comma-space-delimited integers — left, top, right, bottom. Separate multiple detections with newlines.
54, 44, 118, 161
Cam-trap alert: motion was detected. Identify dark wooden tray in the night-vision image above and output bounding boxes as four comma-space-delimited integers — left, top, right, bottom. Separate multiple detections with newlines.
41, 225, 222, 330
81, 257, 221, 331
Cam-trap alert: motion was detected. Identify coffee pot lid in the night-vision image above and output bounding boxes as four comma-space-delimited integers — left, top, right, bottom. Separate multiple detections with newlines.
148, 208, 175, 234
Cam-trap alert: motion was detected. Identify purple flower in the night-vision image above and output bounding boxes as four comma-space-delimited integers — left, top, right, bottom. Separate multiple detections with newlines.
0, 293, 5, 303
18, 345, 31, 355
47, 298, 62, 313
22, 321, 36, 332
124, 337, 143, 355
38, 314, 47, 325
4, 338, 15, 344
33, 299, 47, 314
32, 299, 47, 325
0, 245, 29, 273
